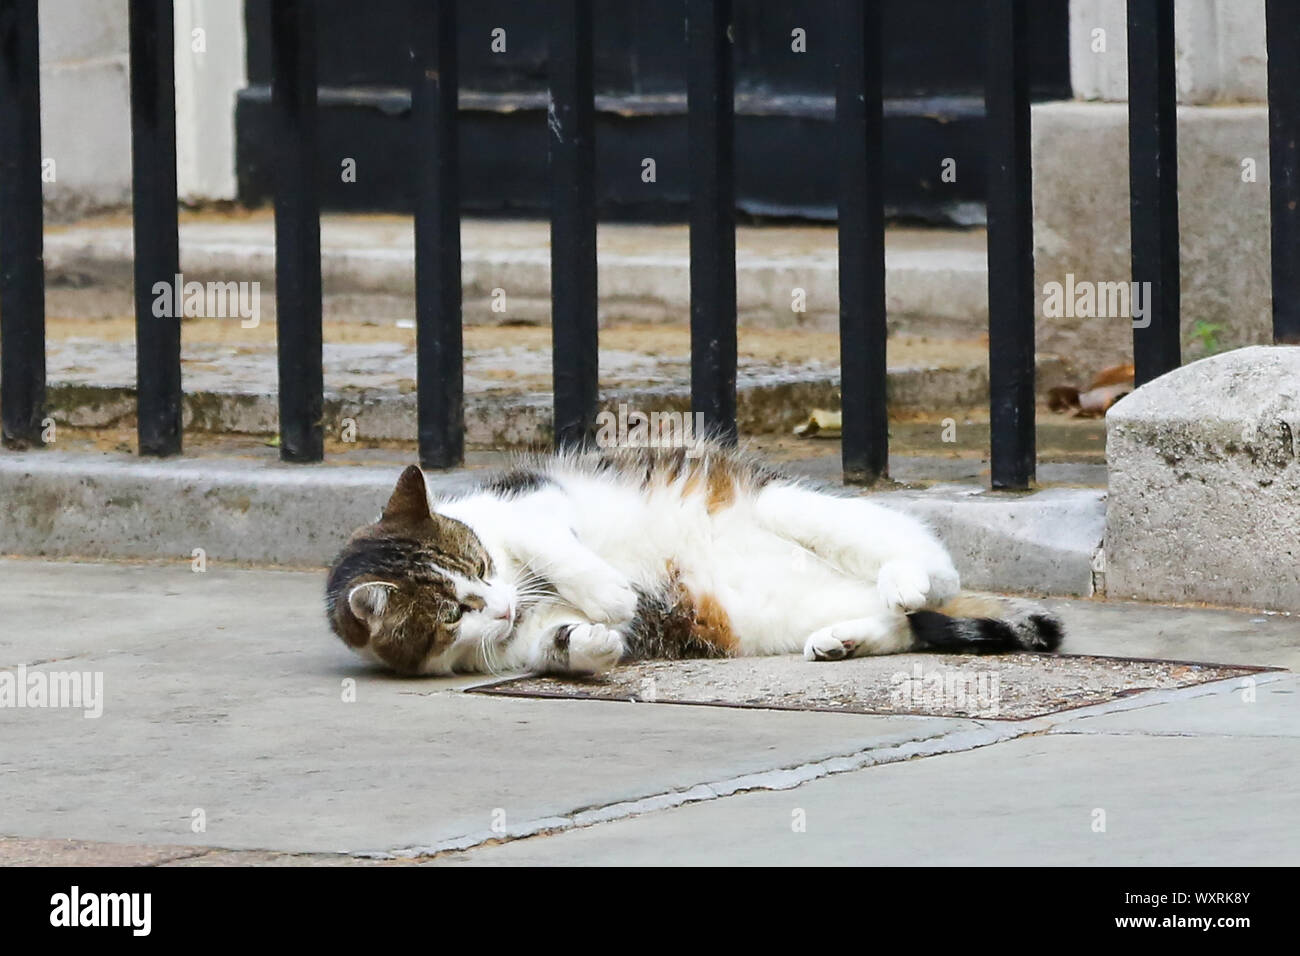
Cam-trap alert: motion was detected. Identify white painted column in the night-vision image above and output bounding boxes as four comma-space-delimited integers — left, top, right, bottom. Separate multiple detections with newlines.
38, 0, 132, 217
174, 0, 246, 202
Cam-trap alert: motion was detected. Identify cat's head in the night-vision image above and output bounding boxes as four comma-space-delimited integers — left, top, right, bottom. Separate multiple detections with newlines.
325, 465, 516, 674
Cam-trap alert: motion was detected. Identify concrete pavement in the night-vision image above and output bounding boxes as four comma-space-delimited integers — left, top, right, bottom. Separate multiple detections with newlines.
443, 721, 1300, 866
0, 557, 1296, 865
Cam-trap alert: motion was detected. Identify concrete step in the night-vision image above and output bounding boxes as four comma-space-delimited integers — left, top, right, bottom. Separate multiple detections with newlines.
37, 317, 1074, 445
45, 211, 990, 336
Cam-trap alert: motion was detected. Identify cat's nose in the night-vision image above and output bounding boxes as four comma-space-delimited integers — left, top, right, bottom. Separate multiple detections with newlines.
495, 606, 512, 621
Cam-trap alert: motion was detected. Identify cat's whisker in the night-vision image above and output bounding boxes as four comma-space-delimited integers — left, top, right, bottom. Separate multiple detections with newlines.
477, 635, 496, 675
487, 640, 506, 676
478, 623, 514, 676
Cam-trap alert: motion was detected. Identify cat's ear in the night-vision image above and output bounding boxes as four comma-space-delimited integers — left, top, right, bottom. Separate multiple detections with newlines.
348, 582, 394, 627
381, 465, 433, 526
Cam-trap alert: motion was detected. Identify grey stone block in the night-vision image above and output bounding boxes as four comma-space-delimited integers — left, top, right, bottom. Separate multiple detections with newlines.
1105, 345, 1300, 611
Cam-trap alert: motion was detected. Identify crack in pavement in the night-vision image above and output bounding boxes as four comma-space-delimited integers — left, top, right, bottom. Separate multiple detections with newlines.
370, 722, 1027, 861
0, 653, 97, 670
368, 672, 1290, 862
1048, 730, 1300, 738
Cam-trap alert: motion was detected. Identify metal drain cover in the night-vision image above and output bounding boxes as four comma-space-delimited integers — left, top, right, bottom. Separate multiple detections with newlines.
469, 653, 1272, 720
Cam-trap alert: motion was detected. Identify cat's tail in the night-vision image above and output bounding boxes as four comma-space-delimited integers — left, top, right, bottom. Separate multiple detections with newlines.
905, 594, 1064, 654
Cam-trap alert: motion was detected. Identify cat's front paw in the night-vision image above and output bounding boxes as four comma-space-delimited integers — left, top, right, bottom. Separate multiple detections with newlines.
876, 560, 938, 613
570, 576, 638, 626
565, 623, 626, 674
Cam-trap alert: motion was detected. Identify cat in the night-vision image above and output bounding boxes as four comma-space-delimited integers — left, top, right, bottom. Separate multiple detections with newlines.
326, 442, 1063, 676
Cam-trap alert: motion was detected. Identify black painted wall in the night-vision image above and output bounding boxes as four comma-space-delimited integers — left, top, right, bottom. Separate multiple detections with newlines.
236, 0, 1070, 223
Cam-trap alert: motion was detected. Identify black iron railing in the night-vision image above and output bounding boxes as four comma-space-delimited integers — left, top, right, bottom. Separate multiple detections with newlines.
984, 0, 1036, 489
549, 0, 599, 452
1, 0, 1296, 490
0, 0, 43, 450
687, 0, 739, 449
835, 0, 887, 485
269, 0, 324, 463
1266, 0, 1300, 346
128, 0, 183, 457
412, 0, 464, 468
1126, 0, 1180, 388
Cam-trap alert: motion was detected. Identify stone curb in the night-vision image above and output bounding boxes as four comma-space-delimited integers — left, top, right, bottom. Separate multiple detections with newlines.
0, 451, 1103, 596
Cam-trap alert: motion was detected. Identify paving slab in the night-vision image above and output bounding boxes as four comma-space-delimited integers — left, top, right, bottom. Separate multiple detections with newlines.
1053, 673, 1300, 738
0, 836, 376, 866
0, 836, 206, 867
160, 849, 380, 866
1046, 598, 1300, 672
0, 559, 974, 856
1, 558, 1293, 864
436, 730, 1300, 866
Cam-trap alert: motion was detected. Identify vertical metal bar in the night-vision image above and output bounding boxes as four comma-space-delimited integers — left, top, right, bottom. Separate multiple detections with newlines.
1127, 0, 1180, 383
0, 0, 44, 449
836, 0, 888, 484
549, 0, 598, 449
985, 0, 1036, 490
128, 0, 182, 456
687, 0, 737, 445
270, 0, 323, 462
413, 0, 463, 466
1266, 0, 1300, 344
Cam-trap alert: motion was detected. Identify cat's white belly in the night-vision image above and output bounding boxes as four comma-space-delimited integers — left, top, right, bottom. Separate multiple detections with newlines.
686, 514, 894, 655
563, 479, 900, 656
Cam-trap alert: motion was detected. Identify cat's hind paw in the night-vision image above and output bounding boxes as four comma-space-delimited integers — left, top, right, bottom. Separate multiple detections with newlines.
565, 623, 626, 675
802, 616, 910, 661
803, 627, 859, 662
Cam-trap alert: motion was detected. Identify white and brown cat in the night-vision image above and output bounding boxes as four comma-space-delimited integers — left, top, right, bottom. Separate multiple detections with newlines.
326, 443, 1062, 675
